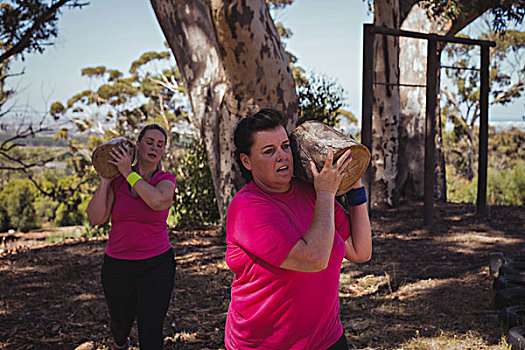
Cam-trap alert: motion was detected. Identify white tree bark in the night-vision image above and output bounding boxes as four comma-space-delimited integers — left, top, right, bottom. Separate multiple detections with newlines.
397, 2, 489, 201
372, 0, 401, 207
398, 3, 451, 200
371, 0, 492, 206
151, 0, 298, 220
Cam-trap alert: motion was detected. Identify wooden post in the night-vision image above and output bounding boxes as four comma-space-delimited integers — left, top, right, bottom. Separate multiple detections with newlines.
477, 44, 490, 215
424, 37, 438, 226
362, 24, 374, 210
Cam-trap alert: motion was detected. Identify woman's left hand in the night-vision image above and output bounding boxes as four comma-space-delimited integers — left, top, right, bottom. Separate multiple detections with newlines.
108, 146, 133, 177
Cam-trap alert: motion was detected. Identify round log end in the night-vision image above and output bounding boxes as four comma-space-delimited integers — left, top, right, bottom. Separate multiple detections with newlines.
334, 144, 370, 195
91, 137, 135, 178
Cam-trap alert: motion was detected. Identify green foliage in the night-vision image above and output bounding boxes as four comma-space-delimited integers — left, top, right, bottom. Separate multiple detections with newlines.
172, 141, 219, 228
87, 135, 103, 152
490, 126, 525, 164
421, 0, 524, 32
0, 179, 38, 232
445, 127, 525, 205
487, 163, 525, 205
54, 202, 83, 227
296, 73, 346, 127
34, 197, 59, 223
129, 51, 171, 74
447, 162, 525, 206
82, 221, 110, 238
442, 20, 524, 181
446, 166, 478, 203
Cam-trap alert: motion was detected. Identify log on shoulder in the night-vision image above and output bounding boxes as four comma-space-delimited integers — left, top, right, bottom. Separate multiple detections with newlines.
290, 121, 370, 195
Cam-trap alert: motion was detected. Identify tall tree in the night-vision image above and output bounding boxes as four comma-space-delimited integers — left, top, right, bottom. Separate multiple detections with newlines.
150, 0, 298, 219
52, 49, 192, 169
441, 22, 524, 180
371, 0, 523, 207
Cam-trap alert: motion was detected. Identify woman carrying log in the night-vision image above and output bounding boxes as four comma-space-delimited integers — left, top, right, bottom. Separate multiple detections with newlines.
87, 124, 176, 350
224, 109, 372, 349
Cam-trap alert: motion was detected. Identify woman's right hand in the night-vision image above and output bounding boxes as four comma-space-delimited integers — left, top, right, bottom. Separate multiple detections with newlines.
309, 148, 352, 196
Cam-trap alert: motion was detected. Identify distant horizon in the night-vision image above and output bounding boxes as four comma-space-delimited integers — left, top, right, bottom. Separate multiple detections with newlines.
5, 1, 524, 128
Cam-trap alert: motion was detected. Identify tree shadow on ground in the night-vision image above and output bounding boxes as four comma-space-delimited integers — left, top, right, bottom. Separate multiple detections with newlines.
0, 201, 523, 349
339, 201, 524, 349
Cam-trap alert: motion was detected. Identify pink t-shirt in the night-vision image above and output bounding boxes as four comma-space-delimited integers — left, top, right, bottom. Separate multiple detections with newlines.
106, 170, 176, 260
224, 179, 351, 350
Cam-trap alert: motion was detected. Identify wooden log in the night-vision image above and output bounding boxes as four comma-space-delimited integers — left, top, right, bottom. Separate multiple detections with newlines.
91, 137, 135, 178
290, 121, 371, 196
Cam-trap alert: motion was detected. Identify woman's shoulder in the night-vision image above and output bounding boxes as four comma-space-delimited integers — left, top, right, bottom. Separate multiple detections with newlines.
230, 182, 273, 207
152, 170, 176, 184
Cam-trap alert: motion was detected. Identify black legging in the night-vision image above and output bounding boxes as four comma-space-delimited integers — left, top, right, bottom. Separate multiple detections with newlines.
101, 248, 176, 350
327, 332, 350, 350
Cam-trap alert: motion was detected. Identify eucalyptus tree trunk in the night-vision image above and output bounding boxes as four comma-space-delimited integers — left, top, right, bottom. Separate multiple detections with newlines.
397, 2, 489, 202
150, 0, 298, 220
371, 0, 401, 207
397, 3, 451, 201
371, 0, 492, 207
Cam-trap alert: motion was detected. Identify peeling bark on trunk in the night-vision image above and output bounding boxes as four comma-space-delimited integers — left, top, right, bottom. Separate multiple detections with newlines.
397, 2, 490, 202
150, 0, 298, 220
372, 0, 492, 206
372, 0, 401, 207
398, 3, 450, 201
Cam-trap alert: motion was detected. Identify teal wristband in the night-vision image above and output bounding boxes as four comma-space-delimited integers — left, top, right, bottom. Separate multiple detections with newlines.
126, 172, 142, 187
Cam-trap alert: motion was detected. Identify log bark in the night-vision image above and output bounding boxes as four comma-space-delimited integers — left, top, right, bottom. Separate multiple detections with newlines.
290, 121, 370, 196
150, 0, 298, 220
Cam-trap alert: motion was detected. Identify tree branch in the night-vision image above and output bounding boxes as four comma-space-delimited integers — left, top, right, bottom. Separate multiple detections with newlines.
0, 0, 86, 64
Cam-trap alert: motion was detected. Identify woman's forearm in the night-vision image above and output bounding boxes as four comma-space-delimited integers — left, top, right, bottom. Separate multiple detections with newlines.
280, 192, 336, 272
345, 203, 372, 262
87, 178, 113, 225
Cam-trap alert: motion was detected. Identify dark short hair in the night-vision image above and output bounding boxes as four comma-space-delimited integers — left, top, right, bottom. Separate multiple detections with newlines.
234, 109, 287, 181
138, 124, 168, 143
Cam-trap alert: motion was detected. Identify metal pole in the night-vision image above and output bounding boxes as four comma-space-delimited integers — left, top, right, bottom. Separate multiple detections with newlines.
424, 37, 438, 226
362, 24, 374, 211
477, 44, 490, 215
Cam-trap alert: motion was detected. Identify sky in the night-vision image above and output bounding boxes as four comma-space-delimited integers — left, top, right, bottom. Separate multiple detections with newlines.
6, 0, 524, 128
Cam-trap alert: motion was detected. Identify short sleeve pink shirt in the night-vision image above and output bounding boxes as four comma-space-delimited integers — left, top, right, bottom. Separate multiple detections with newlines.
225, 179, 351, 349
106, 170, 176, 260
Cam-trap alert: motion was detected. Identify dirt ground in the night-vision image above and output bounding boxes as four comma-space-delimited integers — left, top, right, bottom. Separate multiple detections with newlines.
0, 201, 524, 350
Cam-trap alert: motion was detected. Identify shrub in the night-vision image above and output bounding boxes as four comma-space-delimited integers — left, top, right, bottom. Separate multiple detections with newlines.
54, 202, 85, 227
34, 197, 59, 223
488, 163, 525, 205
0, 179, 38, 232
296, 73, 345, 127
172, 141, 220, 228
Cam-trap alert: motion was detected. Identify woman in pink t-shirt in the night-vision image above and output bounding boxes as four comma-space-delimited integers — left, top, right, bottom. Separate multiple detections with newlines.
87, 124, 176, 350
225, 109, 372, 350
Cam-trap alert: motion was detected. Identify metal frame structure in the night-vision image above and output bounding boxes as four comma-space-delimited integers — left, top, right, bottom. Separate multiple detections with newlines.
361, 24, 496, 225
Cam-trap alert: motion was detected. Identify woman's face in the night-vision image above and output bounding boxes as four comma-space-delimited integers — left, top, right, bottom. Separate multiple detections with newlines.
136, 129, 166, 166
240, 125, 293, 193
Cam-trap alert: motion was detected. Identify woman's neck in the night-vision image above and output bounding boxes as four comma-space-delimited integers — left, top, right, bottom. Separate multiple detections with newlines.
133, 164, 157, 180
